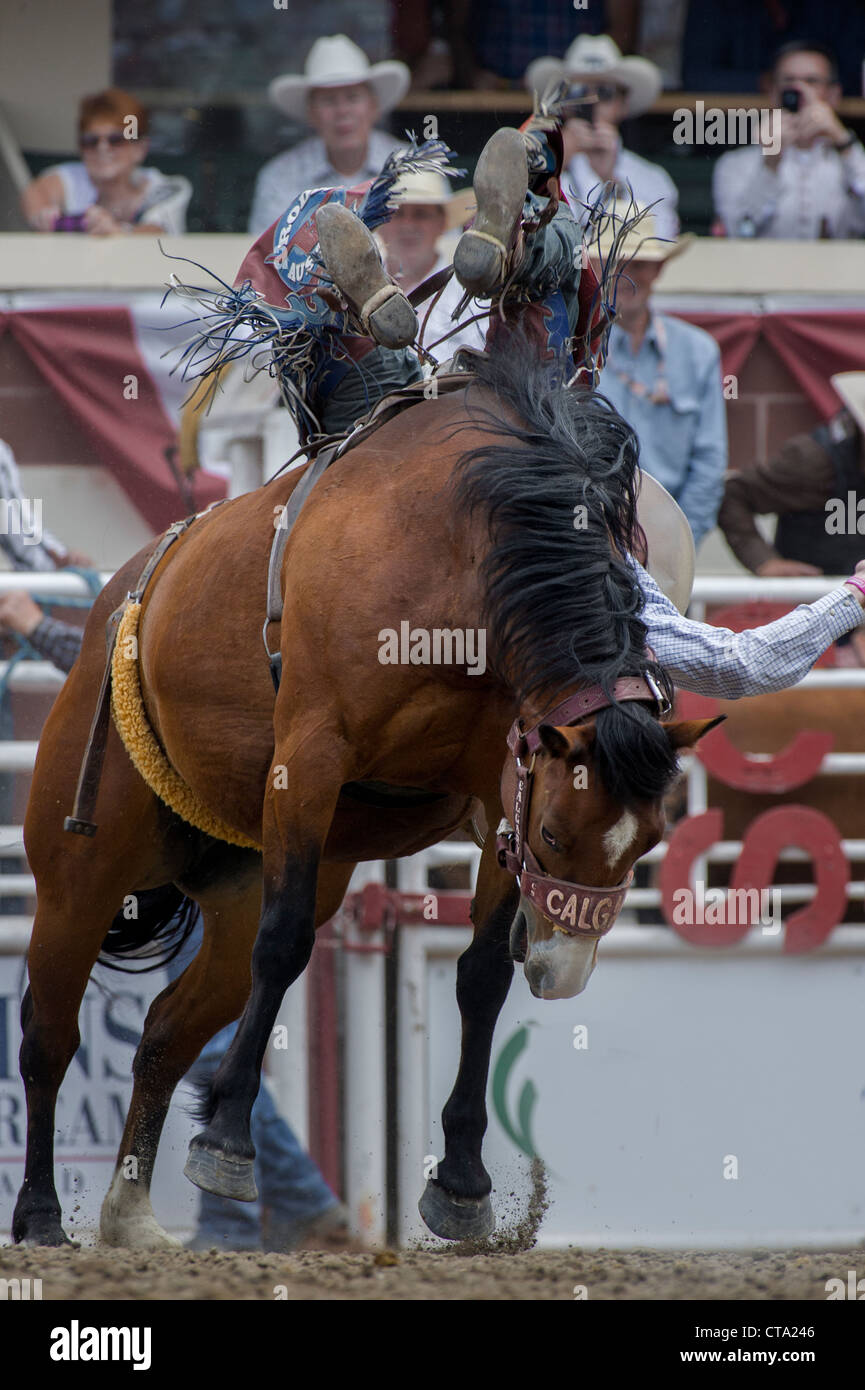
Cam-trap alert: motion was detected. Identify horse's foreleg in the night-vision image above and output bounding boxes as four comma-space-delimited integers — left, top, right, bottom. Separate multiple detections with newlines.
100, 864, 263, 1249
183, 753, 349, 1200
419, 816, 518, 1240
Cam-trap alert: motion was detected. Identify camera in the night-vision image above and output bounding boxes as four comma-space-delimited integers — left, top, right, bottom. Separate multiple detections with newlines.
780, 88, 801, 113
564, 84, 596, 124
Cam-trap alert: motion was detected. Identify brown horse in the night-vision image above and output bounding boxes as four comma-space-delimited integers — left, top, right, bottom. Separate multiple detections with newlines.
13, 347, 715, 1248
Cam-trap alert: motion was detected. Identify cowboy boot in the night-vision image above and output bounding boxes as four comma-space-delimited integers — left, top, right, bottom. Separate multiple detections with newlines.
315, 202, 418, 350
452, 127, 528, 296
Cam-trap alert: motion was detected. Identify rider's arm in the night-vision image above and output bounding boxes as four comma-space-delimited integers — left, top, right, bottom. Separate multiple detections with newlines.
632, 557, 864, 698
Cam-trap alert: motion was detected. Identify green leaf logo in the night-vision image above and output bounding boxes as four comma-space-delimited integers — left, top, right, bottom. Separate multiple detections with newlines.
491, 1025, 540, 1161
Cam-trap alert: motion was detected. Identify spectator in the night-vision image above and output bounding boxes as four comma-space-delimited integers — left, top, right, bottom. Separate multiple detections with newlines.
526, 35, 679, 239
0, 439, 90, 571
719, 372, 865, 575
248, 34, 410, 237
590, 206, 727, 550
0, 591, 85, 672
459, 0, 606, 90
376, 169, 486, 359
0, 459, 91, 914
712, 41, 865, 239
21, 89, 191, 236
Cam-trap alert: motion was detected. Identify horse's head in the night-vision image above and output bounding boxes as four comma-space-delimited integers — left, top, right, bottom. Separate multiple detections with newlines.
499, 714, 721, 999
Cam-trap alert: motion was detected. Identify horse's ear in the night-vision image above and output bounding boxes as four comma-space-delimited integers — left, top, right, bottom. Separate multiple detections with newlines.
664, 715, 726, 750
537, 724, 570, 759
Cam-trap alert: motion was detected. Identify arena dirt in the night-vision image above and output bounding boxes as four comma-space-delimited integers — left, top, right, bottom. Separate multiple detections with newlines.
2, 1241, 861, 1301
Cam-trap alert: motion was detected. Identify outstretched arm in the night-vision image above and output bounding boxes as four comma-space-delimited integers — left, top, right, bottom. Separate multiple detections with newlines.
632, 558, 865, 698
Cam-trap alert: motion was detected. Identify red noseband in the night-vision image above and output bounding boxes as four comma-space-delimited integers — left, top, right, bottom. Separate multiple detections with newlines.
496, 677, 663, 940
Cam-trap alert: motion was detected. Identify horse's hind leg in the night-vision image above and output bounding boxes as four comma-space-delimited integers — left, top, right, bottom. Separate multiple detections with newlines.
100, 851, 263, 1250
13, 781, 176, 1247
105, 853, 355, 1240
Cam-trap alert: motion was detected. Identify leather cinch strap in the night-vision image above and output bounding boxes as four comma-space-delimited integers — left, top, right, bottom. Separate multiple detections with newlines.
264, 439, 342, 691
64, 512, 206, 838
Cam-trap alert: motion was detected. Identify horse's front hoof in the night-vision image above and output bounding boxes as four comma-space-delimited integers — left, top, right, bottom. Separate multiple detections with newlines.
184, 1138, 257, 1202
418, 1180, 495, 1241
13, 1207, 76, 1248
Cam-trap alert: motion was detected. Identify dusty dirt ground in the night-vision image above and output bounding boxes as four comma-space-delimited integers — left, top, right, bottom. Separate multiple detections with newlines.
1, 1242, 862, 1300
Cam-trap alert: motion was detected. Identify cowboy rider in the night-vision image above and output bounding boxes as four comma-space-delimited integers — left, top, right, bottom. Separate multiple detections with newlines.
185, 105, 596, 443
174, 114, 865, 696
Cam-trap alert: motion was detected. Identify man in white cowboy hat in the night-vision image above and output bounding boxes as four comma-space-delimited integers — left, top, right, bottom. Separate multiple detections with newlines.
248, 34, 411, 237
525, 35, 680, 241
589, 204, 726, 550
377, 169, 486, 359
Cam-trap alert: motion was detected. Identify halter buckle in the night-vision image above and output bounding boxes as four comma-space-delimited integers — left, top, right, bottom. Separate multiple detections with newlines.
643, 669, 672, 718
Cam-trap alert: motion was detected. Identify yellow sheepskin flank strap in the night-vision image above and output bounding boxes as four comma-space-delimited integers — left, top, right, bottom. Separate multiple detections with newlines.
110, 602, 262, 851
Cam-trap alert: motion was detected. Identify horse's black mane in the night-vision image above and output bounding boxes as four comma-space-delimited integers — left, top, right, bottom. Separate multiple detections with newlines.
451, 338, 679, 804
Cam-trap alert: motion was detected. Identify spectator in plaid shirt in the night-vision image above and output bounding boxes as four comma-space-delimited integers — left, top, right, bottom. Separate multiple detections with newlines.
0, 592, 84, 674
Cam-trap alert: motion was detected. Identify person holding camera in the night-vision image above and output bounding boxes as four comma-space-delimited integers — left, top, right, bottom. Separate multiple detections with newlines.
713, 41, 865, 239
22, 88, 191, 236
525, 35, 679, 239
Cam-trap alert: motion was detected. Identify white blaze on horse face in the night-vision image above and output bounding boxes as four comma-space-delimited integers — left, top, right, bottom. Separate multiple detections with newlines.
603, 809, 639, 868
521, 902, 598, 999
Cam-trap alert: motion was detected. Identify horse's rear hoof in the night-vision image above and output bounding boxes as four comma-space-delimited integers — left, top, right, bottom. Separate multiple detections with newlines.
184, 1139, 258, 1202
418, 1180, 494, 1241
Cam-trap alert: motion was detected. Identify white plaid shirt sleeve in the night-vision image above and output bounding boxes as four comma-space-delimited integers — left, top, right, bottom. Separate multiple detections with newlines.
632, 558, 863, 698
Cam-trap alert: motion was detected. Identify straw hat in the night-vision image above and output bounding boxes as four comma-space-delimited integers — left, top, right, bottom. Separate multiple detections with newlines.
638, 472, 695, 614
588, 204, 693, 263
269, 34, 410, 121
525, 35, 662, 118
831, 372, 865, 436
389, 169, 476, 229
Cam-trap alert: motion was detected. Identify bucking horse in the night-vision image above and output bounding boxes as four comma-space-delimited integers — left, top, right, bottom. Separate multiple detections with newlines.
13, 343, 714, 1248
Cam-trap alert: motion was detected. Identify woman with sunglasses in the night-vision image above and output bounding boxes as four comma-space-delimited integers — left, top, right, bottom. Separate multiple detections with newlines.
22, 88, 191, 236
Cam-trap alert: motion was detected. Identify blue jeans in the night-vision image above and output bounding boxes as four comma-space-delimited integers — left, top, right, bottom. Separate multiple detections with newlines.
167, 919, 338, 1247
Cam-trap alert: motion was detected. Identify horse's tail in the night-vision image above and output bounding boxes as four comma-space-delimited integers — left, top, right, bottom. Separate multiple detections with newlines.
96, 884, 199, 974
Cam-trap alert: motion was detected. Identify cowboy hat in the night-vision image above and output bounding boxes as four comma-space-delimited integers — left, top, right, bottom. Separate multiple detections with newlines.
525, 35, 662, 118
831, 372, 865, 437
269, 34, 410, 122
389, 169, 476, 230
587, 202, 693, 263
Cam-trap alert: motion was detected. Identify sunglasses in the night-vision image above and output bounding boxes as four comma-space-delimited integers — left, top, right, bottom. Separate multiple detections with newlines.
567, 83, 626, 103
80, 132, 133, 149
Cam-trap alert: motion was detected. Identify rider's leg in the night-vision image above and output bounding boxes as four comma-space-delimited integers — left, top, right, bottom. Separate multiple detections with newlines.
279, 206, 423, 437
453, 123, 589, 363
318, 344, 422, 435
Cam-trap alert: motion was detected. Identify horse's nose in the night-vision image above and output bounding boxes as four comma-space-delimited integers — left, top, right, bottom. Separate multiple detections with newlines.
524, 958, 555, 997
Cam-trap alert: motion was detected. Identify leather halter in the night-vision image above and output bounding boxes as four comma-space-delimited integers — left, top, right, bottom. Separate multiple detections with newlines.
495, 675, 670, 940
